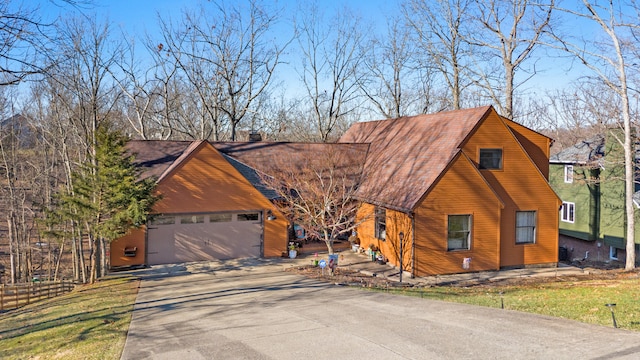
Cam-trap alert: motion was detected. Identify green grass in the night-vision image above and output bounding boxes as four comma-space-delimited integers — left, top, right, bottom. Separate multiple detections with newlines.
378, 276, 640, 331
0, 276, 139, 360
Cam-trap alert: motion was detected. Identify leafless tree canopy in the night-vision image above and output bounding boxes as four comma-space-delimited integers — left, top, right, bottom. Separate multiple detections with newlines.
254, 144, 368, 254
3, 0, 640, 282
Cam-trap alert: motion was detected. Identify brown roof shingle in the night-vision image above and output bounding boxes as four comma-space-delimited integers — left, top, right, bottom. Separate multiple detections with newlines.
339, 106, 492, 212
125, 140, 193, 181
213, 142, 370, 185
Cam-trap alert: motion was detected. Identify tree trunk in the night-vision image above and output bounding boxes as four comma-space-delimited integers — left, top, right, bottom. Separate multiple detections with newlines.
8, 217, 16, 284
99, 237, 107, 278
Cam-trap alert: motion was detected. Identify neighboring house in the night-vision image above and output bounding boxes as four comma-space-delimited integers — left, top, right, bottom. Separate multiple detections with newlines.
549, 131, 640, 263
110, 140, 289, 267
339, 106, 561, 277
112, 105, 561, 276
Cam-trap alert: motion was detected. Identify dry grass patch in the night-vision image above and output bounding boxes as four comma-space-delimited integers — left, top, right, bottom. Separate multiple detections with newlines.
0, 276, 139, 360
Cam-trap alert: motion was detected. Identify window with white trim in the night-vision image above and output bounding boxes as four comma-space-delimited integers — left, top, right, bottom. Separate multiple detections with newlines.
561, 202, 575, 223
610, 246, 618, 260
515, 211, 536, 244
447, 215, 471, 251
564, 165, 574, 183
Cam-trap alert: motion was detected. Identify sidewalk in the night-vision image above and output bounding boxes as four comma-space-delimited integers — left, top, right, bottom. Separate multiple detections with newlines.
290, 249, 588, 286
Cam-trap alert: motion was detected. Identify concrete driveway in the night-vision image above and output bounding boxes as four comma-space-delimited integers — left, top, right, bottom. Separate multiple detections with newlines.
120, 259, 640, 360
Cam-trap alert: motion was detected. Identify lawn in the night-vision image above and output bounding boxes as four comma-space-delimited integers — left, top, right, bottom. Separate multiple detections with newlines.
376, 272, 640, 331
0, 276, 139, 360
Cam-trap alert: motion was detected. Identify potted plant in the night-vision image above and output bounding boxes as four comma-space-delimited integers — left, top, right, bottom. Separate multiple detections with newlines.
288, 242, 298, 259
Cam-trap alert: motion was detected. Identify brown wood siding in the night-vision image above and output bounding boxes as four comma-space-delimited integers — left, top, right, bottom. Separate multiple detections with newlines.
355, 204, 378, 254
110, 227, 146, 267
462, 112, 560, 267
111, 143, 288, 264
264, 216, 289, 257
154, 144, 287, 258
413, 155, 502, 276
505, 119, 551, 179
355, 206, 414, 274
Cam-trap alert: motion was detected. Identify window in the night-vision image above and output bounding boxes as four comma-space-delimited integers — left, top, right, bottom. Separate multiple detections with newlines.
151, 216, 175, 225
479, 149, 503, 169
564, 165, 574, 183
180, 215, 204, 224
447, 215, 471, 251
561, 202, 575, 223
209, 213, 232, 222
610, 246, 618, 260
375, 207, 386, 240
237, 213, 259, 221
515, 211, 536, 244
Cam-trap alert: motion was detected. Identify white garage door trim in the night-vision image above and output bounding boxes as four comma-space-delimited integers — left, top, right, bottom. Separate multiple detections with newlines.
147, 211, 263, 265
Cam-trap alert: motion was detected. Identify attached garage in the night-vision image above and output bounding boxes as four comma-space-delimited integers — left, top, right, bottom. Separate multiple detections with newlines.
110, 140, 289, 268
147, 212, 264, 265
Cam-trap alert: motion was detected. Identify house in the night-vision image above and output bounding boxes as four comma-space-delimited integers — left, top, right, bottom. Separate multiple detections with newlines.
339, 106, 561, 277
110, 140, 368, 267
112, 106, 561, 276
549, 131, 640, 263
110, 140, 289, 267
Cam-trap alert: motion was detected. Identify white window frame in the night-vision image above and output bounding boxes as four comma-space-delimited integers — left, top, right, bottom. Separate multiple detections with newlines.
515, 211, 537, 244
609, 246, 619, 260
447, 214, 471, 251
564, 165, 574, 183
561, 202, 575, 223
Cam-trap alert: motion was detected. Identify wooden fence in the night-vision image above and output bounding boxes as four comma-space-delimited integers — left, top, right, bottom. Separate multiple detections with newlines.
0, 280, 75, 312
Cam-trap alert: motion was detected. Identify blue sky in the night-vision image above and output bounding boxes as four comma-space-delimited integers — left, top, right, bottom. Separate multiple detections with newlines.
42, 0, 400, 34
32, 0, 601, 100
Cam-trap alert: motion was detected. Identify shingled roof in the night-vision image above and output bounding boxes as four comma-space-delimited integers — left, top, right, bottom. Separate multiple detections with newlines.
339, 106, 493, 212
125, 140, 193, 181
125, 140, 369, 201
213, 142, 370, 188
549, 134, 605, 166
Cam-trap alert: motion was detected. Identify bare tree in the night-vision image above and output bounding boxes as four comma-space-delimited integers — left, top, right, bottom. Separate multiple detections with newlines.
551, 0, 638, 270
295, 3, 365, 142
359, 16, 421, 118
110, 37, 157, 140
404, 0, 473, 111
466, 0, 554, 119
155, 0, 285, 141
0, 0, 45, 85
256, 144, 368, 254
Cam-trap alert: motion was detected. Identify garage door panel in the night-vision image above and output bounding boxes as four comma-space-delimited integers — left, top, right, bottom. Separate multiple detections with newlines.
147, 213, 263, 265
147, 227, 175, 265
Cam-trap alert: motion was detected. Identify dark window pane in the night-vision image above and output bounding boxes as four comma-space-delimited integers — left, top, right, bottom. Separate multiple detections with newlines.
479, 149, 503, 169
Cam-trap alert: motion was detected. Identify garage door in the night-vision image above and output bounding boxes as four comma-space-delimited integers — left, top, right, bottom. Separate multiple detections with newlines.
147, 212, 263, 265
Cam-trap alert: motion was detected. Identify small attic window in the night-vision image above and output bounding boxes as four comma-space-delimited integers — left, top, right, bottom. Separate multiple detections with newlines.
479, 149, 503, 170
564, 165, 574, 183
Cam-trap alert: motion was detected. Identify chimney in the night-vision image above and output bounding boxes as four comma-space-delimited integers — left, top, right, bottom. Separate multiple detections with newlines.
249, 131, 262, 142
